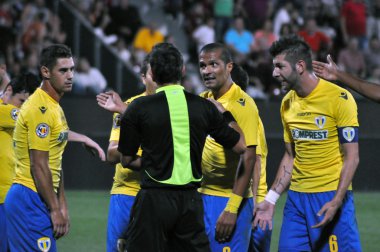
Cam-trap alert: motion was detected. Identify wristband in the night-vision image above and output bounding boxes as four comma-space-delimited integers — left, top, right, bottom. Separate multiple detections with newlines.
223, 111, 236, 123
224, 193, 243, 214
264, 190, 280, 205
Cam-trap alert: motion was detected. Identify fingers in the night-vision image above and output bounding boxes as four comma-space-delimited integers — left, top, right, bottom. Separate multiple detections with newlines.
97, 147, 106, 161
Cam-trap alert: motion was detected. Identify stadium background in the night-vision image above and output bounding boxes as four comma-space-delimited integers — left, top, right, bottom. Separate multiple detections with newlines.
7, 0, 380, 251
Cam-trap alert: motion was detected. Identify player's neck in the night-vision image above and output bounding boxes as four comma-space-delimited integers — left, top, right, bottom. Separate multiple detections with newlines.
295, 73, 319, 98
41, 81, 63, 102
212, 81, 233, 100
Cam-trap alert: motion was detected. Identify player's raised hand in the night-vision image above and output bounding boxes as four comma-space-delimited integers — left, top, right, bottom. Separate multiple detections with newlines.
253, 200, 275, 231
96, 90, 127, 114
312, 54, 339, 81
215, 211, 237, 243
312, 199, 342, 228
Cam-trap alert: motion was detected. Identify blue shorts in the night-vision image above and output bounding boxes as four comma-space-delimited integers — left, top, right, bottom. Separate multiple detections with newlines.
107, 194, 136, 252
279, 190, 361, 252
202, 194, 253, 252
4, 184, 56, 252
0, 203, 9, 252
248, 224, 272, 252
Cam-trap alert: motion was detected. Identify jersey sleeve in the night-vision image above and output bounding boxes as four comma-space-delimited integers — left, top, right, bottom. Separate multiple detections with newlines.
26, 108, 54, 151
335, 91, 359, 127
109, 113, 121, 142
281, 98, 293, 143
231, 97, 258, 147
0, 105, 18, 129
118, 101, 141, 156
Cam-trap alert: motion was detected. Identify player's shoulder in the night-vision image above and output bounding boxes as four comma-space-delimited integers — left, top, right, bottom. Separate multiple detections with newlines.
319, 79, 356, 103
126, 92, 146, 104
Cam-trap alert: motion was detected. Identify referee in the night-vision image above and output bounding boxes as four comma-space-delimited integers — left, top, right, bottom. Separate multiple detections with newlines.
118, 42, 246, 252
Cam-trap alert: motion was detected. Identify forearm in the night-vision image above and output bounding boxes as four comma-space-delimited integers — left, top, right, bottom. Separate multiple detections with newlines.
107, 146, 121, 164
336, 70, 380, 102
334, 156, 359, 203
58, 170, 67, 212
31, 161, 60, 211
68, 130, 91, 143
270, 153, 293, 195
251, 155, 261, 202
120, 155, 141, 170
232, 149, 256, 197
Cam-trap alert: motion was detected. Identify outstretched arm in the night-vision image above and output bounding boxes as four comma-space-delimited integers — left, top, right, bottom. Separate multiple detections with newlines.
253, 142, 294, 231
68, 130, 106, 161
313, 55, 380, 103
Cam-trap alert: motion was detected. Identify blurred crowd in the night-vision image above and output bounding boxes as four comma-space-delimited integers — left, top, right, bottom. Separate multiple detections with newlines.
1, 0, 380, 99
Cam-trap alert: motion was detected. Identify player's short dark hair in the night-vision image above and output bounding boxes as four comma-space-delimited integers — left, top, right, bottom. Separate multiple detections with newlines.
231, 63, 248, 91
269, 35, 312, 70
6, 72, 40, 95
40, 44, 72, 71
149, 42, 183, 85
140, 53, 150, 76
200, 43, 233, 64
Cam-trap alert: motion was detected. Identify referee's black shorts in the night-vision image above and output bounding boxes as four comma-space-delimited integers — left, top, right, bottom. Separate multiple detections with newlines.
125, 188, 210, 252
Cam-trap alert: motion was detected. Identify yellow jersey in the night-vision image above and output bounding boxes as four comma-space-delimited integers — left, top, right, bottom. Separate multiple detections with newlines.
109, 93, 144, 196
13, 88, 69, 193
199, 83, 259, 197
281, 79, 359, 192
256, 118, 268, 203
0, 103, 19, 203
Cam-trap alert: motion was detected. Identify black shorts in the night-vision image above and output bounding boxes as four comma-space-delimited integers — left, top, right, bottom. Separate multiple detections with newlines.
125, 188, 210, 252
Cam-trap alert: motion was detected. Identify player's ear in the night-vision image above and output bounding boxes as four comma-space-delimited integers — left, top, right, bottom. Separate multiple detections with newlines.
226, 62, 233, 73
296, 61, 305, 74
40, 66, 51, 80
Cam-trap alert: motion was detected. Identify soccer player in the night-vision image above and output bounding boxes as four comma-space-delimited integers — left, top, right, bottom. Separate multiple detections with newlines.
96, 55, 157, 252
4, 44, 106, 252
253, 35, 362, 251
198, 43, 259, 252
229, 64, 272, 252
0, 73, 40, 252
117, 42, 247, 252
313, 54, 380, 103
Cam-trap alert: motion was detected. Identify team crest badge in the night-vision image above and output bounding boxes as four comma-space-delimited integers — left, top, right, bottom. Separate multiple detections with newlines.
37, 237, 51, 252
113, 114, 121, 128
11, 108, 19, 120
315, 116, 326, 129
342, 127, 355, 142
36, 123, 49, 138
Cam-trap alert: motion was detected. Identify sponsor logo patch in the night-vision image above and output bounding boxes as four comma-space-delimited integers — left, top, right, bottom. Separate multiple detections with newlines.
315, 116, 326, 129
11, 108, 19, 120
36, 123, 49, 138
342, 127, 355, 142
291, 129, 328, 140
37, 237, 51, 252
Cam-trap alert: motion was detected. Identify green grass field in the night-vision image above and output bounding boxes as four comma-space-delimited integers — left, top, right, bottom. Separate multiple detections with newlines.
57, 191, 380, 252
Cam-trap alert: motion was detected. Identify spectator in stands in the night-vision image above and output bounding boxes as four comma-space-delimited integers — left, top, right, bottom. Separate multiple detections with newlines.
338, 37, 366, 78
367, 0, 380, 39
298, 18, 332, 60
21, 12, 47, 54
133, 20, 164, 66
273, 1, 296, 37
192, 17, 215, 53
340, 0, 367, 49
252, 19, 277, 52
105, 0, 141, 46
73, 57, 107, 96
364, 36, 380, 73
224, 16, 254, 64
214, 0, 234, 42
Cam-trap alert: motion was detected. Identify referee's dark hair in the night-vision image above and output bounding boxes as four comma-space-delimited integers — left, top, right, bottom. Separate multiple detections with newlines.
149, 42, 183, 85
200, 43, 233, 65
269, 35, 313, 71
